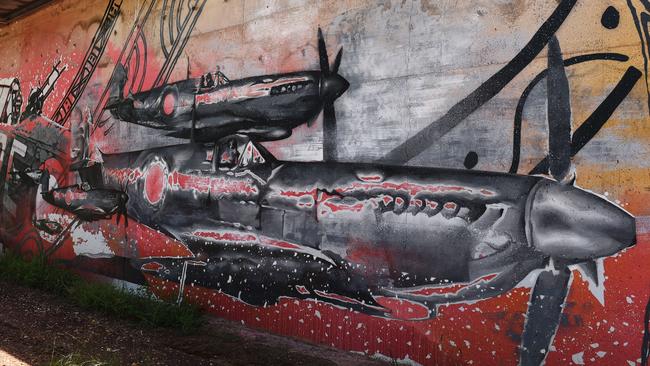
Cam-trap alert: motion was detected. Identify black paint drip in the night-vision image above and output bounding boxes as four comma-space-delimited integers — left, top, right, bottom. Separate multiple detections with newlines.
602, 6, 620, 29
464, 151, 478, 169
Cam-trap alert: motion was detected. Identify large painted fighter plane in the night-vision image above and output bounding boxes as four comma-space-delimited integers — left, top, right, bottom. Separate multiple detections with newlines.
0, 19, 637, 366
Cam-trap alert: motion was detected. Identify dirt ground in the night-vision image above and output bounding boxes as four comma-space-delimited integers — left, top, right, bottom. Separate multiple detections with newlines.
0, 280, 386, 366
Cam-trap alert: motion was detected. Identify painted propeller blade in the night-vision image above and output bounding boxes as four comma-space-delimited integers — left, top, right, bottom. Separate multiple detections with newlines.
332, 48, 343, 74
318, 28, 330, 76
577, 260, 599, 285
40, 169, 50, 191
547, 35, 572, 183
322, 103, 337, 162
519, 266, 571, 366
120, 196, 129, 228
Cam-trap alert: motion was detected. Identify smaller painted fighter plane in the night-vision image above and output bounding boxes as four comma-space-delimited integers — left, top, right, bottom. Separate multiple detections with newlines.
39, 169, 128, 224
106, 29, 349, 144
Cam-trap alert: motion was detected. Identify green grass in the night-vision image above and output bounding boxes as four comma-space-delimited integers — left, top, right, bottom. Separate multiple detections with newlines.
0, 251, 202, 333
0, 252, 77, 295
48, 353, 118, 366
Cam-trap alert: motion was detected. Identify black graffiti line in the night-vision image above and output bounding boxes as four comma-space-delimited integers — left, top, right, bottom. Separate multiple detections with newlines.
53, 0, 122, 125
159, 1, 207, 86
160, 0, 171, 57
529, 66, 642, 175
128, 41, 142, 94
122, 32, 149, 95
626, 0, 650, 112
176, 0, 184, 32
153, 0, 206, 88
169, 0, 177, 51
642, 12, 650, 112
508, 53, 630, 174
90, 0, 157, 129
378, 0, 577, 164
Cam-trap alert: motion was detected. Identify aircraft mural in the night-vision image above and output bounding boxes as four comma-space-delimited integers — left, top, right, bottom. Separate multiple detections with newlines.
0, 1, 648, 365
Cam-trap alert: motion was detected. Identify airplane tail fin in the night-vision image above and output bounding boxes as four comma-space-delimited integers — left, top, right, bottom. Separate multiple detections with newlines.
105, 64, 128, 108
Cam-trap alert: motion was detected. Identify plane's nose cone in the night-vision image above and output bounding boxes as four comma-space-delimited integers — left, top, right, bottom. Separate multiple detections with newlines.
321, 74, 350, 102
527, 179, 636, 260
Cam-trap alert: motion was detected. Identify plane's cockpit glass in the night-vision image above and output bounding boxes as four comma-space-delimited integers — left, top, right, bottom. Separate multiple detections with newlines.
200, 66, 230, 89
238, 141, 266, 168
217, 138, 239, 169
215, 137, 266, 170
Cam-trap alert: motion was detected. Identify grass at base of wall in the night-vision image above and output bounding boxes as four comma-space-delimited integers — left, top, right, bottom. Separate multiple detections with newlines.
49, 352, 119, 366
0, 251, 202, 333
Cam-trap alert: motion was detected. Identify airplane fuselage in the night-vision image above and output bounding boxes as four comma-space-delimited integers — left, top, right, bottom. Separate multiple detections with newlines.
109, 71, 326, 142
96, 140, 635, 314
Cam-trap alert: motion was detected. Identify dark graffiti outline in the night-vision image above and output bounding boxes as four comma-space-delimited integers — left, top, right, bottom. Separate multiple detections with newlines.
53, 0, 122, 125
153, 0, 207, 88
379, 0, 578, 164
529, 66, 642, 175
91, 0, 158, 129
627, 0, 650, 112
508, 53, 630, 174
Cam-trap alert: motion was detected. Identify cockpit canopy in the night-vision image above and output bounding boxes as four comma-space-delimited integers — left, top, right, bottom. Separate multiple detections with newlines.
199, 68, 230, 90
212, 134, 275, 170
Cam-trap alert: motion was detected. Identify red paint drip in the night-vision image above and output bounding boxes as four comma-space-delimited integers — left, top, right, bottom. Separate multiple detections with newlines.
280, 188, 318, 200
382, 195, 394, 205
338, 181, 495, 197
193, 230, 258, 243
443, 202, 457, 210
359, 175, 383, 182
105, 167, 144, 186
322, 200, 365, 214
260, 237, 301, 249
169, 171, 258, 196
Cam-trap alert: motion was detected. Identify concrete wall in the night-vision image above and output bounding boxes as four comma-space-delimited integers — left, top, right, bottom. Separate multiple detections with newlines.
0, 0, 648, 365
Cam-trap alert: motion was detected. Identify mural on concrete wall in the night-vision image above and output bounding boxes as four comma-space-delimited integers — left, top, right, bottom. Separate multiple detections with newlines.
0, 0, 648, 365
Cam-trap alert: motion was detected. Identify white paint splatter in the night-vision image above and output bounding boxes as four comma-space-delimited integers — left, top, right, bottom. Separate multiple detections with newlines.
572, 352, 584, 365
71, 226, 113, 258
